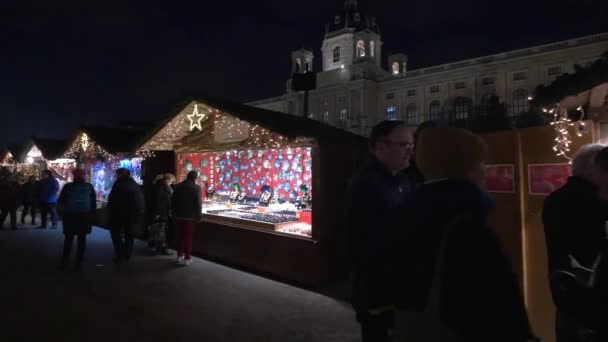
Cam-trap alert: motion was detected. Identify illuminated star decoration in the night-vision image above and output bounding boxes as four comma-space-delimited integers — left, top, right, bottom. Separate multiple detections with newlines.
187, 104, 206, 131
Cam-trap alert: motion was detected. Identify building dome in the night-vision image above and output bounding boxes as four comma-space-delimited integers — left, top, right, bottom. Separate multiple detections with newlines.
326, 0, 380, 37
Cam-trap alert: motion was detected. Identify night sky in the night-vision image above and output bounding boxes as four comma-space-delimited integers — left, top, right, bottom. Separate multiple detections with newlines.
1, 0, 607, 145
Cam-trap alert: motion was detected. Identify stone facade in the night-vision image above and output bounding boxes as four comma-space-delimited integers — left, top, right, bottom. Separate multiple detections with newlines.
248, 1, 608, 136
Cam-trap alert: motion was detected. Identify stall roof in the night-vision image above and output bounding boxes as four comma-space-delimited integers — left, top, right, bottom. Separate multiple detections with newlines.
29, 137, 70, 161
80, 125, 152, 154
140, 96, 367, 151
6, 143, 26, 163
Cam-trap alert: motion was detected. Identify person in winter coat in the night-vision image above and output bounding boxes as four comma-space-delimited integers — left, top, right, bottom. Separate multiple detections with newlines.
0, 173, 21, 230
171, 170, 202, 266
149, 173, 175, 255
543, 144, 607, 341
345, 120, 414, 342
107, 168, 144, 263
21, 176, 37, 225
57, 169, 96, 272
146, 174, 165, 248
395, 127, 536, 341
36, 170, 60, 229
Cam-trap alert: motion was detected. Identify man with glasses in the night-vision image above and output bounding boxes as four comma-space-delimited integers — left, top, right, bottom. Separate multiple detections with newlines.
345, 120, 414, 342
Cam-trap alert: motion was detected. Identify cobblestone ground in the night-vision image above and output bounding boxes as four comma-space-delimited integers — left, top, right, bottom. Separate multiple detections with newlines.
0, 224, 359, 342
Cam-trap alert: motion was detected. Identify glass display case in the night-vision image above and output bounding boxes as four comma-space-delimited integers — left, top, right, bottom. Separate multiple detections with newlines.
177, 147, 313, 239
91, 157, 143, 203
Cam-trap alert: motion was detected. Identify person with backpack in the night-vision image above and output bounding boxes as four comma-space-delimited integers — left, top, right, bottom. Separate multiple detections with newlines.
57, 169, 97, 272
394, 127, 536, 341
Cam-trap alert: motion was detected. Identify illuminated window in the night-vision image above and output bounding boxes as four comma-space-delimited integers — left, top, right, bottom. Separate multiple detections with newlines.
392, 62, 400, 75
333, 46, 341, 63
512, 89, 530, 115
305, 60, 311, 72
370, 41, 375, 57
357, 40, 366, 57
406, 103, 417, 124
339, 109, 349, 122
429, 100, 441, 120
295, 58, 301, 73
322, 111, 329, 122
386, 106, 398, 120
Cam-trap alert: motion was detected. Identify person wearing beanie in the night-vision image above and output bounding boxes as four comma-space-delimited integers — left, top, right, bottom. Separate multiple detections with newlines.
57, 168, 96, 272
394, 127, 536, 341
345, 120, 414, 342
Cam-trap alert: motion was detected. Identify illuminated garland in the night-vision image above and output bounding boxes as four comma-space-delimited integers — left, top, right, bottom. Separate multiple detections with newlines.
1, 152, 14, 164
546, 104, 587, 162
64, 132, 114, 161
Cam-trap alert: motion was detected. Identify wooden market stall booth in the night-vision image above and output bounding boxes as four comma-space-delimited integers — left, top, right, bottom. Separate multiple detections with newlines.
61, 126, 150, 205
138, 98, 368, 286
14, 137, 75, 186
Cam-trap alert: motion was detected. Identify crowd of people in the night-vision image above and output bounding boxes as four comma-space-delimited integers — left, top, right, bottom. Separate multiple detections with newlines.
345, 119, 608, 342
0, 165, 202, 271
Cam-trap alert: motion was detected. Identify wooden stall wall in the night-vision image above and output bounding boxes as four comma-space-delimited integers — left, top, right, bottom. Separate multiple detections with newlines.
519, 122, 595, 342
479, 131, 523, 281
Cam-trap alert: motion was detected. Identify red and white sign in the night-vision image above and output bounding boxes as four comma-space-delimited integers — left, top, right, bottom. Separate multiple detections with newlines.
528, 163, 571, 196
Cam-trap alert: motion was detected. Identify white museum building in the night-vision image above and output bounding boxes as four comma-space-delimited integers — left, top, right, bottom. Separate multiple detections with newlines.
248, 0, 608, 136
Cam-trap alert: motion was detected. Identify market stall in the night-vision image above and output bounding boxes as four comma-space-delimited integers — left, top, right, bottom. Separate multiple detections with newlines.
139, 98, 367, 286
13, 138, 75, 185
62, 127, 148, 204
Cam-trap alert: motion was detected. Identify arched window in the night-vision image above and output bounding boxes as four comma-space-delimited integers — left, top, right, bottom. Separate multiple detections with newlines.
305, 60, 311, 72
512, 89, 530, 115
406, 103, 417, 124
357, 40, 366, 57
322, 111, 329, 122
392, 62, 400, 75
295, 58, 301, 73
386, 106, 397, 120
454, 97, 472, 120
333, 47, 341, 63
370, 41, 375, 57
429, 100, 441, 121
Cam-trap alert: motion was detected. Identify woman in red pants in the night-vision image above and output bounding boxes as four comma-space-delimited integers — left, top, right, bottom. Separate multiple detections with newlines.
170, 170, 202, 266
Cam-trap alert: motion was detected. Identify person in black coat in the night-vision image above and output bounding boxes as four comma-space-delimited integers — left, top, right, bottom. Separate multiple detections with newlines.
395, 127, 536, 341
21, 176, 37, 225
149, 173, 175, 255
107, 168, 144, 263
543, 144, 608, 341
345, 120, 414, 342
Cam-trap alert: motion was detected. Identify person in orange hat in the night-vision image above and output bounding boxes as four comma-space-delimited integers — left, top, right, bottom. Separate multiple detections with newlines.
57, 168, 96, 272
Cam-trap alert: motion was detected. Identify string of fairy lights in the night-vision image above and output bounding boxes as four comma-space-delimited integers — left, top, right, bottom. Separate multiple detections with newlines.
545, 104, 587, 162
138, 102, 302, 155
64, 132, 114, 161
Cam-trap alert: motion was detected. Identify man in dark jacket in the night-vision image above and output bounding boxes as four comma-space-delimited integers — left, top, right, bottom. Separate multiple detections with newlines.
345, 120, 413, 342
21, 176, 37, 225
107, 168, 144, 263
36, 170, 60, 229
171, 170, 202, 266
544, 144, 608, 341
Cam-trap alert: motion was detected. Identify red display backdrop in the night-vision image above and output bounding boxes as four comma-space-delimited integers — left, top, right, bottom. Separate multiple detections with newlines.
177, 147, 313, 201
528, 163, 571, 195
484, 164, 515, 193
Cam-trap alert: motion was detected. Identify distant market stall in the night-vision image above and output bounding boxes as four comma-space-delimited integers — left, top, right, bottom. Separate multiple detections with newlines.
61, 126, 149, 204
12, 137, 75, 185
139, 98, 367, 286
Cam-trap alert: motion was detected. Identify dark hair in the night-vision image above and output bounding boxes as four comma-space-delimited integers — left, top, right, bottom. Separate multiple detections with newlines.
187, 170, 198, 181
414, 120, 438, 147
594, 146, 608, 173
369, 120, 406, 148
116, 168, 130, 177
42, 170, 52, 177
